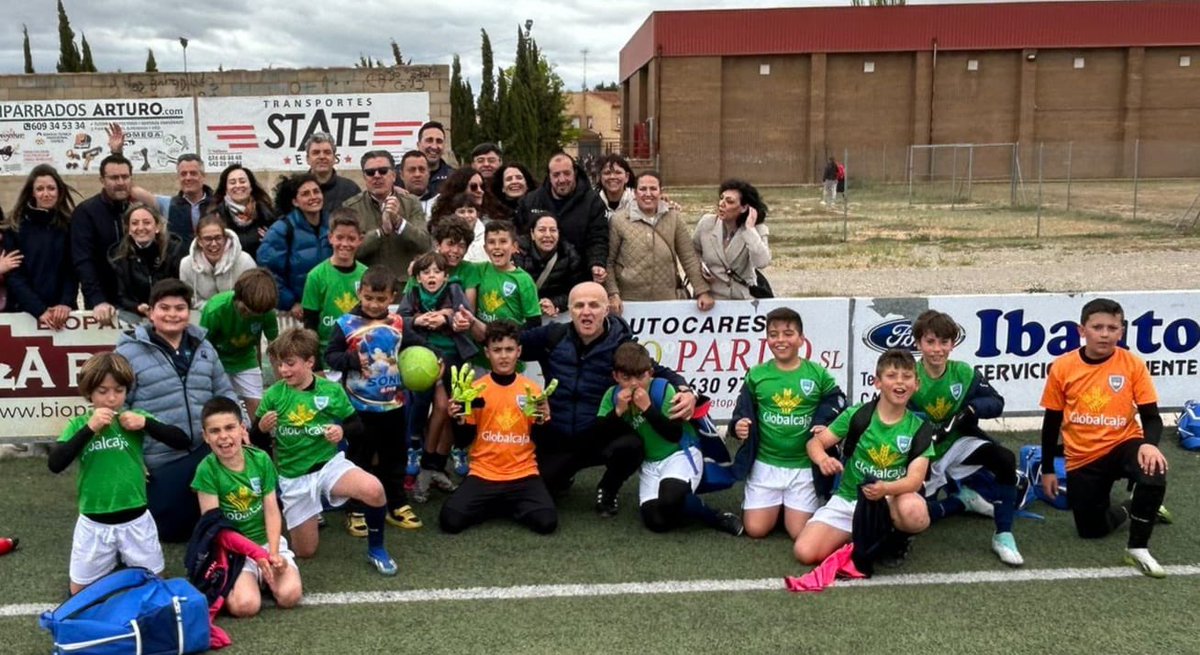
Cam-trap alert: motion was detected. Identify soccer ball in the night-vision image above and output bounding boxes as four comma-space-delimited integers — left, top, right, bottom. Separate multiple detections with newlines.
398, 346, 441, 392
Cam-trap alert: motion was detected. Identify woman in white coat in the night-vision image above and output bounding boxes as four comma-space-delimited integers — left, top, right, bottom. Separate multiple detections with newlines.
692, 179, 771, 300
179, 213, 257, 308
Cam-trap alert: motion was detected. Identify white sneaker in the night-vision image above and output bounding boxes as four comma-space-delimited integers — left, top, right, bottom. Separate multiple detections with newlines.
1124, 548, 1166, 578
956, 486, 995, 518
991, 532, 1024, 567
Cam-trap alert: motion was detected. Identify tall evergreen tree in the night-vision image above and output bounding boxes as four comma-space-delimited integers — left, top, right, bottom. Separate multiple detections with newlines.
503, 26, 570, 170
496, 69, 510, 150
55, 0, 82, 73
390, 39, 410, 66
80, 33, 96, 72
449, 54, 479, 163
145, 49, 158, 73
22, 25, 34, 74
477, 30, 499, 144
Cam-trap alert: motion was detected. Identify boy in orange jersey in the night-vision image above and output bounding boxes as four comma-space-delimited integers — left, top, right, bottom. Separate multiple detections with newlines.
1040, 298, 1170, 578
441, 320, 557, 534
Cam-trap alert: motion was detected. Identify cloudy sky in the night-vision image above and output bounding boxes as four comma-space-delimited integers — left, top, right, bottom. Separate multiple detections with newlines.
4, 0, 1065, 89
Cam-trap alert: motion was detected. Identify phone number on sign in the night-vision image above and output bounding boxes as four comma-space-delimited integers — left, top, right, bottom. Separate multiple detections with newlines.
23, 121, 87, 131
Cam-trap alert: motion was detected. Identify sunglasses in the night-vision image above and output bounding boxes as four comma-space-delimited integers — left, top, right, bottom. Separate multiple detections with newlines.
363, 167, 392, 177
468, 183, 482, 191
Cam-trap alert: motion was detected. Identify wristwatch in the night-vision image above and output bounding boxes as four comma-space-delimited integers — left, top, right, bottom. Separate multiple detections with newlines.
676, 385, 694, 394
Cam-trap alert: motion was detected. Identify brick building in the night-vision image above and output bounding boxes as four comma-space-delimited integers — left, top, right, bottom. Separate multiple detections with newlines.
562, 91, 622, 159
619, 0, 1200, 185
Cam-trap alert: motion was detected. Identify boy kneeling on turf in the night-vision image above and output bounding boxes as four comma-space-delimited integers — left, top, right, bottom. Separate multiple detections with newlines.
254, 327, 399, 575
794, 349, 933, 566
49, 352, 191, 594
601, 342, 743, 535
193, 397, 302, 616
441, 320, 558, 534
1040, 298, 1170, 578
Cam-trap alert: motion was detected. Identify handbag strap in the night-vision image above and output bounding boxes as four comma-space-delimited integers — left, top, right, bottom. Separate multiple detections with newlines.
535, 252, 558, 289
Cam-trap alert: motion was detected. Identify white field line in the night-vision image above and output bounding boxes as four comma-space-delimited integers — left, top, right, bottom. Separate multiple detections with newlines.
7, 563, 1200, 618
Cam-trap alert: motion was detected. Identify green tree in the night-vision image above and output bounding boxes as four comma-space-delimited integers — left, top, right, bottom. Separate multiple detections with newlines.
504, 27, 571, 170
80, 33, 96, 72
391, 39, 410, 66
476, 29, 499, 144
55, 0, 82, 73
449, 54, 478, 163
496, 68, 510, 149
593, 81, 618, 92
22, 25, 34, 74
145, 49, 158, 73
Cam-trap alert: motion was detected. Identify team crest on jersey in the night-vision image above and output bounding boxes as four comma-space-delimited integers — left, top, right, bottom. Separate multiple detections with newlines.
896, 435, 912, 454
502, 281, 517, 297
799, 379, 815, 396
516, 395, 528, 410
250, 477, 262, 495
1109, 375, 1125, 393
950, 383, 963, 400
314, 396, 329, 411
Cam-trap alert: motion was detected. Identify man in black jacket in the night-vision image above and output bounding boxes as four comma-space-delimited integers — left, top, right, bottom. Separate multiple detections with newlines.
516, 153, 608, 287
304, 132, 359, 210
419, 121, 454, 198
71, 154, 134, 324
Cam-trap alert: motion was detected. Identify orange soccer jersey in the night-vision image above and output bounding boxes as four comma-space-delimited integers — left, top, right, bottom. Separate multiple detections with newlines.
1041, 347, 1157, 471
463, 373, 543, 482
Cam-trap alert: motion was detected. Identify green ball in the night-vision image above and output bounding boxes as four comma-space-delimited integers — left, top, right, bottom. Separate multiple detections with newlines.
398, 345, 441, 392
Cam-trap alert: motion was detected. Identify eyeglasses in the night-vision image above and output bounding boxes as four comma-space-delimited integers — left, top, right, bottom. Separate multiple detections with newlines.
468, 183, 482, 191
363, 167, 392, 177
199, 235, 226, 245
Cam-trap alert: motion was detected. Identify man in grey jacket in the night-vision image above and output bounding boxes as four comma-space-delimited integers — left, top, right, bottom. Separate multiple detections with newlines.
115, 278, 239, 541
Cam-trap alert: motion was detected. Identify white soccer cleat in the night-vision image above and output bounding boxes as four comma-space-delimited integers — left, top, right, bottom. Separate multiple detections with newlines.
956, 486, 995, 518
1124, 548, 1166, 579
991, 532, 1024, 567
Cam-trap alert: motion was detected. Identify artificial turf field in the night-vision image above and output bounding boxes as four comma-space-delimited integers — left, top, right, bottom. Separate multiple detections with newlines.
1, 431, 1196, 654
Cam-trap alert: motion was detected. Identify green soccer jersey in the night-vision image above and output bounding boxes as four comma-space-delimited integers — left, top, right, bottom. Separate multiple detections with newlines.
475, 264, 540, 324
911, 360, 976, 459
598, 383, 688, 462
58, 409, 153, 515
403, 261, 481, 293
829, 403, 932, 502
302, 259, 367, 356
747, 359, 840, 468
200, 291, 279, 374
191, 447, 278, 544
257, 377, 356, 478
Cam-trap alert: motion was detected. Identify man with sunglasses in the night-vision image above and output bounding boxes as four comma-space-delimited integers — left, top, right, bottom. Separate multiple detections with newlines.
344, 150, 431, 285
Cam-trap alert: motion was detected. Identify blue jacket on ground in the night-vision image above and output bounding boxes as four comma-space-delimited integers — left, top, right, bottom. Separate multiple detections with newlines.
255, 208, 332, 310
1, 208, 78, 317
115, 323, 238, 470
729, 373, 846, 480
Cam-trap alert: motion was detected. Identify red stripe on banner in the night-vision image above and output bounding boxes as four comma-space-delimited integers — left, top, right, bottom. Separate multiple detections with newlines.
229, 143, 259, 150
374, 121, 422, 128
207, 125, 255, 131
372, 140, 405, 146
372, 131, 414, 137
215, 134, 258, 142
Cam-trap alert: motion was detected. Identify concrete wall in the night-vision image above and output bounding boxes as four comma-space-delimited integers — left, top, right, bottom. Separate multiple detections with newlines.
632, 46, 1200, 184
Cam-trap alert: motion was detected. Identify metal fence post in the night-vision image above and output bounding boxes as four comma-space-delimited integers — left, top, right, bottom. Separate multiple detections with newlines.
1010, 143, 1019, 207
1036, 142, 1044, 238
951, 146, 959, 209
1132, 138, 1140, 222
966, 145, 974, 203
842, 147, 850, 242
907, 145, 914, 206
1065, 141, 1073, 211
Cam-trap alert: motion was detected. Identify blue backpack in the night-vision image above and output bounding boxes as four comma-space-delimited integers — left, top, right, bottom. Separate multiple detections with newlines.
39, 567, 210, 655
1018, 444, 1069, 510
1178, 401, 1200, 451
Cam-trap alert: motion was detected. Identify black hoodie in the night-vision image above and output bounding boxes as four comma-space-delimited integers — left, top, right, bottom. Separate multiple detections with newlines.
515, 162, 609, 271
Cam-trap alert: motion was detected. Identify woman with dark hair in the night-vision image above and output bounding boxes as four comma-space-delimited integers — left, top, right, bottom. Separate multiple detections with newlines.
432, 167, 502, 223
595, 153, 636, 221
109, 202, 186, 318
692, 179, 771, 300
513, 212, 587, 317
491, 162, 538, 217
606, 171, 712, 316
0, 164, 79, 328
179, 212, 257, 309
257, 173, 332, 319
212, 164, 276, 259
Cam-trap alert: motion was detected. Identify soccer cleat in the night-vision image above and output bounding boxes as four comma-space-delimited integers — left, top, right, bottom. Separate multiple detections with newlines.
412, 470, 432, 503
878, 534, 914, 569
406, 447, 421, 477
428, 470, 458, 493
367, 548, 398, 576
345, 512, 368, 538
595, 486, 619, 518
1124, 548, 1166, 578
715, 512, 745, 536
387, 505, 423, 529
956, 486, 995, 518
451, 447, 470, 477
0, 537, 18, 556
1156, 505, 1174, 525
991, 532, 1024, 567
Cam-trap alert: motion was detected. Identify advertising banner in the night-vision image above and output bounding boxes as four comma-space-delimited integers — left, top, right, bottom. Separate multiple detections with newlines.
849, 292, 1200, 413
0, 98, 196, 176
197, 93, 429, 171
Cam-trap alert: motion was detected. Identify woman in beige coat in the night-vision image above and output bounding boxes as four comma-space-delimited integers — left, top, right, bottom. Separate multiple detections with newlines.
605, 171, 713, 316
692, 179, 771, 300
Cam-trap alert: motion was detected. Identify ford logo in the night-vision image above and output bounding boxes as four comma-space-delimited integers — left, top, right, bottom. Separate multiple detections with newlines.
862, 319, 966, 353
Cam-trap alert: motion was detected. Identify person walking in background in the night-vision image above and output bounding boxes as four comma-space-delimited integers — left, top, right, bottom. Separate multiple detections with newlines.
822, 156, 839, 206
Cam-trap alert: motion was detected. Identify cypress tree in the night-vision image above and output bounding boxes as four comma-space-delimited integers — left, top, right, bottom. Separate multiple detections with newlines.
22, 25, 34, 74
145, 49, 158, 73
80, 33, 96, 72
55, 0, 81, 73
449, 54, 479, 163
477, 29, 499, 144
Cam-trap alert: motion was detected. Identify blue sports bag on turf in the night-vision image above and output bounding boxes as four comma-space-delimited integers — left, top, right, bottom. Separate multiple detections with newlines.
39, 567, 210, 655
1018, 444, 1069, 510
1178, 401, 1200, 451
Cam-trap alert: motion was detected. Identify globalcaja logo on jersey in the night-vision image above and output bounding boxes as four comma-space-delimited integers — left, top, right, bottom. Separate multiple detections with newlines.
862, 318, 966, 354
973, 308, 1200, 358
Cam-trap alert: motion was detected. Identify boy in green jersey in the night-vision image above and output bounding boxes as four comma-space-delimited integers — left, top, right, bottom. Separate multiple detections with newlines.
909, 310, 1022, 567
599, 342, 743, 535
254, 328, 398, 576
193, 397, 302, 616
302, 209, 367, 368
730, 308, 845, 539
794, 349, 933, 566
200, 268, 279, 418
465, 220, 541, 336
49, 352, 191, 594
